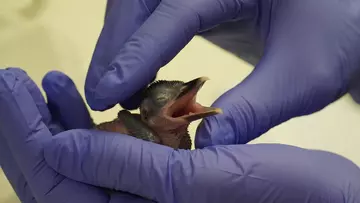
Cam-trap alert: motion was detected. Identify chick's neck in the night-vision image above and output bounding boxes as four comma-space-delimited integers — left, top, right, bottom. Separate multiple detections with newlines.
153, 124, 191, 149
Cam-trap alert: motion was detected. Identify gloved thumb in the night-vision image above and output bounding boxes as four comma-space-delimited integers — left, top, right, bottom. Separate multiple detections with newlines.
195, 33, 346, 148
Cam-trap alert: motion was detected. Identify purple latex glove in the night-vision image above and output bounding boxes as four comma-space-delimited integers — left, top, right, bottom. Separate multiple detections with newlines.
43, 124, 360, 202
1, 69, 360, 203
0, 68, 152, 203
85, 0, 360, 148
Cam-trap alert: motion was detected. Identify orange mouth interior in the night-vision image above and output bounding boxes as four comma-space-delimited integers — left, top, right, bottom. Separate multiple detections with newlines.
165, 77, 222, 122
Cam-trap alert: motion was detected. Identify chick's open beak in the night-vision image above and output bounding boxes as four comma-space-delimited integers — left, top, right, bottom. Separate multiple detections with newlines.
167, 77, 222, 122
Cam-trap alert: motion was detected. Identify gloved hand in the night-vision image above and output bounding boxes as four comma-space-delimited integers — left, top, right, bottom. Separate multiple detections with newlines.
85, 0, 360, 148
0, 68, 152, 203
44, 130, 360, 203
2, 69, 360, 203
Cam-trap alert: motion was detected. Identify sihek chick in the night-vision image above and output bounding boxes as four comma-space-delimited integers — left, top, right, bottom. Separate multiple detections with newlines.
95, 77, 222, 149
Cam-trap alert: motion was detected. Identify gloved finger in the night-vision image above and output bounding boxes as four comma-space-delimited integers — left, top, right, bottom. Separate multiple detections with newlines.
6, 68, 64, 134
85, 0, 255, 112
30, 69, 154, 202
45, 129, 175, 202
85, 0, 160, 111
195, 1, 352, 147
0, 68, 110, 203
44, 129, 360, 203
0, 135, 37, 203
0, 67, 64, 203
42, 70, 163, 202
42, 70, 94, 130
195, 52, 343, 147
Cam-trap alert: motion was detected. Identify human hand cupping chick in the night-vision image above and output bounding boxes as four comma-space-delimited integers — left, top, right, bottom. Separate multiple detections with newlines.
1, 68, 360, 203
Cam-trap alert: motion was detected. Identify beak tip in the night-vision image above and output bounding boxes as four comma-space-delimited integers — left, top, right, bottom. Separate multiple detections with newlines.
199, 76, 210, 82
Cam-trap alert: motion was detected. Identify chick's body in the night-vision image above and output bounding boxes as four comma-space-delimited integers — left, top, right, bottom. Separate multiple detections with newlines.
94, 77, 221, 150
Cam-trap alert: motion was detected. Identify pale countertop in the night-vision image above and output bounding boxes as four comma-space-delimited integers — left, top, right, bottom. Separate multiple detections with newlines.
1, 0, 360, 202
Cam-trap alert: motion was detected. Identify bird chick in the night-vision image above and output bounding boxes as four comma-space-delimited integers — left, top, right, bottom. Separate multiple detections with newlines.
95, 77, 222, 149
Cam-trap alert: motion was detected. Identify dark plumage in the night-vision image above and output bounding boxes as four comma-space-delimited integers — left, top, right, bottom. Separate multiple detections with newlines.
94, 77, 222, 150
